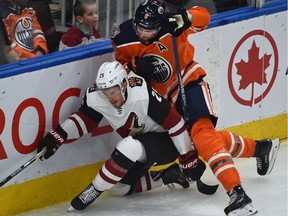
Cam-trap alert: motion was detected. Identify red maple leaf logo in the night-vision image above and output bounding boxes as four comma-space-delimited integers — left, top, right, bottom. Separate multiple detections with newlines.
228, 30, 278, 107
236, 40, 271, 92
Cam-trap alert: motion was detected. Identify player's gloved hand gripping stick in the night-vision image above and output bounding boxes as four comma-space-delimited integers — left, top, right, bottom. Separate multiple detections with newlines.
162, 9, 219, 195
171, 35, 218, 195
0, 125, 67, 187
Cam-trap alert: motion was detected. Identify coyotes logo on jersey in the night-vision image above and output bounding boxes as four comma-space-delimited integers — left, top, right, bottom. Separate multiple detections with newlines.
116, 112, 145, 137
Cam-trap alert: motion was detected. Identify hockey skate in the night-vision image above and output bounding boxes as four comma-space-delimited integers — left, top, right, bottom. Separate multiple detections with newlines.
255, 138, 280, 176
150, 163, 189, 190
68, 183, 103, 211
224, 185, 258, 216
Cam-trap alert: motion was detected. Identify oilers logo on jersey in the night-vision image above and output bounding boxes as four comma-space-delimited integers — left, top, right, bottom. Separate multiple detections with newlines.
148, 55, 172, 83
14, 17, 33, 51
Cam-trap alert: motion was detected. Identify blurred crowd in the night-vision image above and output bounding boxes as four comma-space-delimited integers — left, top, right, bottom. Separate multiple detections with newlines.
0, 0, 269, 66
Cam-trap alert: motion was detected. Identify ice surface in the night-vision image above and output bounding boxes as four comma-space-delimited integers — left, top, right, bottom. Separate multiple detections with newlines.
18, 141, 287, 216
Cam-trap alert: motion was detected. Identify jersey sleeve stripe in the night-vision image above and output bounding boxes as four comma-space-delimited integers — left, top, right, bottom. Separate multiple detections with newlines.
70, 113, 89, 135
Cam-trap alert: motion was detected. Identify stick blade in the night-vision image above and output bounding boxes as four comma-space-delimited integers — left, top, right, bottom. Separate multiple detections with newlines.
196, 179, 219, 195
266, 138, 280, 175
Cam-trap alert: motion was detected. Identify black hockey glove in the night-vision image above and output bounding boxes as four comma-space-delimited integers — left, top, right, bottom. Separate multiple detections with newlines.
159, 9, 191, 37
127, 56, 157, 81
159, 14, 178, 35
37, 125, 67, 160
173, 9, 191, 37
178, 149, 206, 181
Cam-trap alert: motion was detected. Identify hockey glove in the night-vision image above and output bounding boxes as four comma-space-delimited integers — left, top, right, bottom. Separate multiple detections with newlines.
173, 9, 191, 37
159, 9, 191, 37
127, 56, 156, 81
158, 13, 178, 35
37, 125, 68, 160
178, 149, 206, 181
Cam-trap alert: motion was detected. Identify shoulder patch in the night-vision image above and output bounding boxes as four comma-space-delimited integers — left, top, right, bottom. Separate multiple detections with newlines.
88, 82, 98, 93
111, 25, 121, 39
128, 77, 143, 88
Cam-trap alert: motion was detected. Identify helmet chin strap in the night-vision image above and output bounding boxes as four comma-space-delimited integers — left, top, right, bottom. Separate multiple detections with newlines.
121, 86, 127, 103
120, 79, 128, 103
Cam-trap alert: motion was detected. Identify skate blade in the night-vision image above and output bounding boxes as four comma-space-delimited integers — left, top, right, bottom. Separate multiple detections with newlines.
266, 138, 280, 175
167, 183, 176, 191
67, 206, 76, 212
227, 203, 258, 216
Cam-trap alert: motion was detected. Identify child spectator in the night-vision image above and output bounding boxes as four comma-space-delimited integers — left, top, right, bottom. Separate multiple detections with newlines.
0, 0, 48, 62
59, 0, 102, 51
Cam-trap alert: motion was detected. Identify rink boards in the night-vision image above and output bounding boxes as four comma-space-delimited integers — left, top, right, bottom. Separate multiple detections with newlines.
0, 1, 287, 215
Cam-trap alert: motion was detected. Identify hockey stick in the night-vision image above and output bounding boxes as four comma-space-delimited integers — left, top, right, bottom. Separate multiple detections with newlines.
171, 35, 218, 195
0, 148, 46, 188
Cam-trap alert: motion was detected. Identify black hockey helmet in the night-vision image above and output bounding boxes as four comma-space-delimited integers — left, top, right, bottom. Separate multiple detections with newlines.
134, 0, 165, 30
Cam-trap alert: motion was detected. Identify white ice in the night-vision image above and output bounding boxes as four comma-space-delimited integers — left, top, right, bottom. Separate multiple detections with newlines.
18, 141, 287, 216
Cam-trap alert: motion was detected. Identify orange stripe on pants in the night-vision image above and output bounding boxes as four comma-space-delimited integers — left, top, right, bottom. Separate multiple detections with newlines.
191, 117, 250, 191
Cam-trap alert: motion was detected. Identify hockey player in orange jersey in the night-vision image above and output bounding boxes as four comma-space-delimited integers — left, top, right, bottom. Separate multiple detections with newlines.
111, 0, 280, 215
0, 0, 48, 62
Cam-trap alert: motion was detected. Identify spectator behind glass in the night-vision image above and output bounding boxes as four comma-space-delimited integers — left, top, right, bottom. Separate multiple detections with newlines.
0, 13, 10, 65
0, 0, 48, 62
29, 0, 64, 53
59, 0, 102, 51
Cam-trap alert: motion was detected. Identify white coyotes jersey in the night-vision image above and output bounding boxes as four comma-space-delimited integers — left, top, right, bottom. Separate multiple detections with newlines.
86, 72, 165, 137
60, 72, 191, 154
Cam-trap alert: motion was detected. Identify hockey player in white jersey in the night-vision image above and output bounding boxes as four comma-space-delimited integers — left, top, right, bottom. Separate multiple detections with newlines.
37, 61, 206, 211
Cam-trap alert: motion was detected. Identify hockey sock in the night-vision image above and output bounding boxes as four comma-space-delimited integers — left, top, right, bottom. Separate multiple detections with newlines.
134, 172, 163, 193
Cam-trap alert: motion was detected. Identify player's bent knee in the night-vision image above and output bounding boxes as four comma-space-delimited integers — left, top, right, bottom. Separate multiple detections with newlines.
116, 136, 147, 162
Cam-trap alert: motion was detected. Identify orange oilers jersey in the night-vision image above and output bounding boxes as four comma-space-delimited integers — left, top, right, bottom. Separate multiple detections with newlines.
111, 6, 210, 105
3, 7, 48, 58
